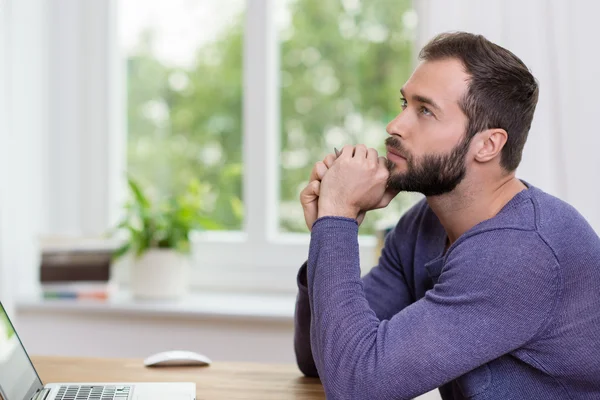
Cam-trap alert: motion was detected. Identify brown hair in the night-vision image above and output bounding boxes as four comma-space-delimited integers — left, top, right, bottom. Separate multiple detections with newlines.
419, 32, 539, 171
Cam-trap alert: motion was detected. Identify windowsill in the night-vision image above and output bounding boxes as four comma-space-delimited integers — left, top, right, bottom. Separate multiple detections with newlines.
15, 290, 296, 323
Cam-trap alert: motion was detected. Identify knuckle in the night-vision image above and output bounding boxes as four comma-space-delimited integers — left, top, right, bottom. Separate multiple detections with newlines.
299, 189, 307, 201
377, 170, 389, 181
324, 155, 335, 167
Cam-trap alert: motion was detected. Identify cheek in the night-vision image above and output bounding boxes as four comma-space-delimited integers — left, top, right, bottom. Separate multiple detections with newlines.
416, 119, 466, 154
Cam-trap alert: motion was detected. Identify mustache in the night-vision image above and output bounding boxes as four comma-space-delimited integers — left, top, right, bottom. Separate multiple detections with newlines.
384, 136, 410, 160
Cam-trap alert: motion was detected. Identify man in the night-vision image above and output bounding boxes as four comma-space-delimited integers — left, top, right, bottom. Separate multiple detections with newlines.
295, 32, 600, 400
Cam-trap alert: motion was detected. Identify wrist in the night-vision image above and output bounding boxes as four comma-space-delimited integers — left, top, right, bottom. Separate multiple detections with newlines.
317, 205, 360, 220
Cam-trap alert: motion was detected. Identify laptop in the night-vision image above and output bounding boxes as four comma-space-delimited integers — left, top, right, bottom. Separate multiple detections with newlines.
0, 302, 196, 400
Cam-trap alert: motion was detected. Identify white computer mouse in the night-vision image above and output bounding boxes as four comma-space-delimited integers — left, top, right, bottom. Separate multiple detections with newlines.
144, 350, 212, 367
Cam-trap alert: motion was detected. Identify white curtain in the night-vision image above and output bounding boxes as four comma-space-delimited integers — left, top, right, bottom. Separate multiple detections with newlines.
0, 0, 122, 306
0, 0, 10, 306
415, 0, 600, 233
0, 0, 48, 310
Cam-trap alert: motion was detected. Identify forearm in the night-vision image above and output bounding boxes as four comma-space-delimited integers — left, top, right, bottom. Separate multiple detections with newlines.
307, 217, 385, 398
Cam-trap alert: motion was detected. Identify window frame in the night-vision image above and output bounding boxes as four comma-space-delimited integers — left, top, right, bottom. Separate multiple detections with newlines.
47, 0, 380, 294
189, 0, 378, 292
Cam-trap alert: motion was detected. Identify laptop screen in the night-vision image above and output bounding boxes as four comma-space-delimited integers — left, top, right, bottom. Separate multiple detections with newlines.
0, 303, 44, 400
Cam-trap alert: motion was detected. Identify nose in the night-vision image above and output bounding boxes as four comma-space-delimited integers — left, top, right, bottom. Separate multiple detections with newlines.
386, 112, 407, 138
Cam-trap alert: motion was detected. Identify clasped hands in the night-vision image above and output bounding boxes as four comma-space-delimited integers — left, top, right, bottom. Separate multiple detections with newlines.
300, 144, 400, 231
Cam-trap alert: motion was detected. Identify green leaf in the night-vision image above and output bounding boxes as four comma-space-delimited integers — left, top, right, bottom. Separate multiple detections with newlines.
113, 243, 131, 260
195, 215, 222, 230
230, 196, 243, 220
127, 176, 151, 209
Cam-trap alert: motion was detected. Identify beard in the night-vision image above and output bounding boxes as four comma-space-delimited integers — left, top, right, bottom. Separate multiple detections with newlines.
384, 134, 471, 197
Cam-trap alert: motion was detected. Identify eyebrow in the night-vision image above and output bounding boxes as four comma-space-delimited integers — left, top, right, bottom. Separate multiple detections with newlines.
400, 88, 443, 114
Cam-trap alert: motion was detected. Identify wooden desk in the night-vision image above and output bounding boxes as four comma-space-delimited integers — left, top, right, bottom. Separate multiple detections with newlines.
32, 356, 325, 400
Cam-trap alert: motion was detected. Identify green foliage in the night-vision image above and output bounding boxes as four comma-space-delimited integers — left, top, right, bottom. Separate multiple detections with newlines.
126, 0, 418, 236
111, 177, 221, 258
278, 0, 418, 233
127, 23, 243, 231
0, 304, 15, 339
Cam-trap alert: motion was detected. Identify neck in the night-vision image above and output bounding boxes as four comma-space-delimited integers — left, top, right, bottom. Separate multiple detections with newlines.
426, 173, 527, 245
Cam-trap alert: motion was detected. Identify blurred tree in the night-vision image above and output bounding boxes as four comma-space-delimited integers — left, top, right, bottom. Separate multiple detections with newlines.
126, 0, 418, 235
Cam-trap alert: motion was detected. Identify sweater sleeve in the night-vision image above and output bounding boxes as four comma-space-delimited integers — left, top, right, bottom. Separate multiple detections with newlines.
294, 216, 416, 377
307, 217, 559, 400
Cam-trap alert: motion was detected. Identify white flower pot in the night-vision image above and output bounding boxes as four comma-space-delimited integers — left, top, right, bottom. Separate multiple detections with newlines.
130, 249, 190, 300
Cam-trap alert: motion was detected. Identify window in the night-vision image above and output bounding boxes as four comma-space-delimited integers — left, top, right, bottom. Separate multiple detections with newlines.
278, 0, 420, 235
121, 0, 246, 231
118, 0, 419, 291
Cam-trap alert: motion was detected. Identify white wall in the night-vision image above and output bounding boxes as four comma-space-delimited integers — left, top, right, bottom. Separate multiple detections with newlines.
14, 309, 295, 363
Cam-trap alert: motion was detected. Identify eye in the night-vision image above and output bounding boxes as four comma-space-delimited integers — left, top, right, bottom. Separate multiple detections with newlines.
400, 98, 407, 110
419, 106, 433, 117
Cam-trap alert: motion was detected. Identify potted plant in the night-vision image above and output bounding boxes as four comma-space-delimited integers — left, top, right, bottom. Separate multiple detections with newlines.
111, 177, 219, 300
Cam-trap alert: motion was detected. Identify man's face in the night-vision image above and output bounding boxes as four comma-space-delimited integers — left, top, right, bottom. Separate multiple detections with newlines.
385, 58, 472, 197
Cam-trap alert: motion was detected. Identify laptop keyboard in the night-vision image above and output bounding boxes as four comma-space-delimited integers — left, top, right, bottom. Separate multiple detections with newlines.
55, 385, 131, 400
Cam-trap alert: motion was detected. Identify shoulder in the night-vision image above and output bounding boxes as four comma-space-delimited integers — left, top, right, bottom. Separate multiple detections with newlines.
443, 228, 561, 301
449, 228, 559, 272
435, 229, 561, 334
529, 186, 598, 240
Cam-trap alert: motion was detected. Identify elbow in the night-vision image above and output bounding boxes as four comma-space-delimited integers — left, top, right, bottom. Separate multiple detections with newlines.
297, 359, 319, 378
294, 348, 319, 377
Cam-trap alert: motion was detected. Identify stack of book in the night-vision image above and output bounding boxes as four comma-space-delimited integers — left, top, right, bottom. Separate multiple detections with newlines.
39, 238, 119, 301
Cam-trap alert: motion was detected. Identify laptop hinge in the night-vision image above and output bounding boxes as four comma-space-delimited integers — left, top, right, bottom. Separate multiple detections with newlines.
30, 388, 51, 400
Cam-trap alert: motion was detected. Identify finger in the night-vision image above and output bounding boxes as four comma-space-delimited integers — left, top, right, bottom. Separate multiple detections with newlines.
310, 161, 328, 181
367, 148, 378, 162
375, 187, 401, 209
378, 156, 389, 169
354, 144, 367, 158
323, 153, 336, 168
310, 180, 321, 197
356, 210, 367, 226
340, 144, 354, 159
300, 180, 321, 202
377, 156, 392, 180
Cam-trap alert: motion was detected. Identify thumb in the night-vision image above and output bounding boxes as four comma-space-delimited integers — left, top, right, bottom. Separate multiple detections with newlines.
375, 187, 400, 209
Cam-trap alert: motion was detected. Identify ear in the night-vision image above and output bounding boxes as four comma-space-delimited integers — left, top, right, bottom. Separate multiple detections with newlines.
473, 128, 508, 163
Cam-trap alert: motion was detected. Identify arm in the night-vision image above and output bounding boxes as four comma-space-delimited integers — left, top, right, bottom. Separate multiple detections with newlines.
294, 208, 420, 377
307, 219, 559, 399
295, 146, 407, 376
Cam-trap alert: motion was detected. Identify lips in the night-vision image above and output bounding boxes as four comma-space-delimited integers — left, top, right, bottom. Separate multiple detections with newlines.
386, 146, 406, 160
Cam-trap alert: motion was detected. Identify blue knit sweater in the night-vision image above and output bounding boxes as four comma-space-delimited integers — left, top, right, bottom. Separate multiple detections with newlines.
294, 185, 600, 399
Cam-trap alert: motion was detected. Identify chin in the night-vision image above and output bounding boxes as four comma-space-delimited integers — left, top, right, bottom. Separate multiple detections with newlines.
390, 163, 407, 174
